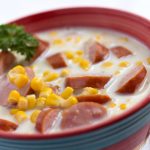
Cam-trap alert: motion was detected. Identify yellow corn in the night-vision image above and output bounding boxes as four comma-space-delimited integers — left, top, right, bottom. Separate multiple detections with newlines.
146, 57, 150, 65
30, 110, 41, 123
26, 95, 37, 109
9, 65, 26, 74
64, 51, 74, 59
43, 71, 59, 82
49, 31, 57, 36
135, 61, 142, 66
108, 102, 116, 108
36, 97, 46, 108
75, 50, 84, 56
31, 77, 45, 91
18, 96, 28, 110
73, 56, 83, 64
61, 96, 78, 108
61, 87, 74, 99
15, 111, 28, 123
118, 61, 129, 68
39, 87, 52, 98
8, 90, 20, 104
83, 87, 98, 95
101, 61, 113, 68
60, 69, 70, 77
45, 93, 61, 107
8, 73, 29, 88
120, 104, 127, 110
10, 108, 19, 115
66, 37, 72, 42
53, 39, 63, 45
75, 36, 81, 43
79, 59, 90, 70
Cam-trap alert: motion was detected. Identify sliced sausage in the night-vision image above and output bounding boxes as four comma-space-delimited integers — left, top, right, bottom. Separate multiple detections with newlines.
65, 76, 111, 89
0, 119, 18, 131
111, 46, 132, 58
36, 108, 60, 133
76, 94, 111, 104
61, 102, 107, 129
31, 37, 49, 61
116, 65, 147, 94
0, 67, 34, 105
0, 51, 16, 75
46, 53, 67, 69
87, 41, 109, 64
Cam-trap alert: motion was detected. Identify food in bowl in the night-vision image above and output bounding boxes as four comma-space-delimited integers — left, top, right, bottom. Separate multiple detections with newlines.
0, 24, 150, 134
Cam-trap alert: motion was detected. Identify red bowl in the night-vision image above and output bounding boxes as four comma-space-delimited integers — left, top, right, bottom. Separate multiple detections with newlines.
0, 7, 150, 150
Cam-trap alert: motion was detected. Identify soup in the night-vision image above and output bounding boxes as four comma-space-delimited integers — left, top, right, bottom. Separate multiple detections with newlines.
0, 27, 150, 134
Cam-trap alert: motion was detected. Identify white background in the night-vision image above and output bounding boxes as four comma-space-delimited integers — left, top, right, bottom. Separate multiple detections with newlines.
0, 0, 149, 149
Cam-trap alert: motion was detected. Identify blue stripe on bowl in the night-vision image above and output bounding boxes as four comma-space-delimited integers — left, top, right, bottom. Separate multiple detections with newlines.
0, 103, 150, 150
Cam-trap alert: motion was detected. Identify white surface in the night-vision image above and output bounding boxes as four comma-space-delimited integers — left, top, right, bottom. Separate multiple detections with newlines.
0, 0, 149, 149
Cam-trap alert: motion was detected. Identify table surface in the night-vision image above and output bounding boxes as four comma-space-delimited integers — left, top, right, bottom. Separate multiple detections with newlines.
0, 0, 149, 149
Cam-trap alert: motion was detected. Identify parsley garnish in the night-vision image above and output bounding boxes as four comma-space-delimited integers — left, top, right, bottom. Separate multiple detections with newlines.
0, 24, 39, 60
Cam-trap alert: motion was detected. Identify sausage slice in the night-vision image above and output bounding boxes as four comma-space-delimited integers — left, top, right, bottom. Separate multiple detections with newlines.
116, 65, 147, 94
0, 51, 16, 75
46, 53, 67, 69
87, 41, 109, 64
65, 76, 111, 89
76, 94, 111, 104
0, 119, 18, 131
36, 108, 60, 133
0, 67, 34, 105
111, 46, 132, 58
61, 102, 107, 129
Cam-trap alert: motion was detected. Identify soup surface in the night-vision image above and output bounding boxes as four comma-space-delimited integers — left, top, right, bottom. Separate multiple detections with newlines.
0, 27, 150, 134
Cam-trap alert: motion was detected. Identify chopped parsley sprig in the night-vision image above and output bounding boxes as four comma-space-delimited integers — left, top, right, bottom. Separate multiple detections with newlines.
0, 24, 39, 60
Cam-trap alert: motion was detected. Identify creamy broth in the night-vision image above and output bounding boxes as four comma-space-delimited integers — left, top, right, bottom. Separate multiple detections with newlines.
0, 27, 150, 134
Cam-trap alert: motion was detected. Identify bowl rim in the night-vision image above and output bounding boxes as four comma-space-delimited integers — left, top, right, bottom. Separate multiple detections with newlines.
0, 7, 150, 140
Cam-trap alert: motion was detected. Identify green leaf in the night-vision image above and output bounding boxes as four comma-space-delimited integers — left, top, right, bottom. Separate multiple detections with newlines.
0, 24, 39, 60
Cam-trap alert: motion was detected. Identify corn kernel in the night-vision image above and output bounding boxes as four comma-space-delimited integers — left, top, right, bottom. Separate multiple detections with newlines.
18, 96, 28, 110
95, 35, 101, 41
146, 57, 150, 65
27, 95, 36, 109
8, 90, 20, 104
9, 65, 26, 74
45, 94, 61, 107
64, 51, 74, 59
15, 111, 27, 123
75, 50, 84, 56
114, 70, 121, 75
30, 110, 41, 123
120, 104, 127, 110
61, 87, 74, 99
108, 102, 116, 108
36, 97, 46, 108
53, 39, 63, 45
61, 96, 78, 108
10, 108, 19, 115
136, 61, 143, 66
101, 61, 113, 68
73, 56, 83, 64
75, 36, 81, 43
60, 69, 70, 77
79, 59, 90, 70
49, 31, 57, 36
119, 37, 129, 42
118, 61, 129, 68
39, 87, 52, 98
31, 77, 45, 91
66, 37, 72, 42
83, 87, 98, 95
43, 71, 59, 82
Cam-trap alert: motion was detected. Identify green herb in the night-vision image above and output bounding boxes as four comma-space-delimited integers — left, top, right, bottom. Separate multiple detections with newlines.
0, 24, 39, 60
